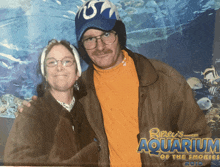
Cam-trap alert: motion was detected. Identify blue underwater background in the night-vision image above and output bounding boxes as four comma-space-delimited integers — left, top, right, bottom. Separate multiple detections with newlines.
0, 0, 219, 100
0, 0, 220, 166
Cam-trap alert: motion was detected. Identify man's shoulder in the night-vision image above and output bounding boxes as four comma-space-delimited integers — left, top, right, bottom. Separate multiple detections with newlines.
150, 59, 184, 77
132, 52, 186, 85
81, 65, 93, 83
81, 71, 88, 81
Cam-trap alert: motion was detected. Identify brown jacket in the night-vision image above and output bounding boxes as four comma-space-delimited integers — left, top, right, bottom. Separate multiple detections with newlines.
78, 48, 211, 167
4, 91, 98, 166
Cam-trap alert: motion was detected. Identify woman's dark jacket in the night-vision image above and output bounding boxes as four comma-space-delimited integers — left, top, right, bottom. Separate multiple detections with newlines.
4, 90, 98, 166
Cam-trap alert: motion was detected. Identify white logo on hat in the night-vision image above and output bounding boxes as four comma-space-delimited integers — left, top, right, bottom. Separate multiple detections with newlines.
77, 0, 120, 20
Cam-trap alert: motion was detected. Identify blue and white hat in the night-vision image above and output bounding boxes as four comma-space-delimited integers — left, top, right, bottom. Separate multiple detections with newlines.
75, 0, 121, 42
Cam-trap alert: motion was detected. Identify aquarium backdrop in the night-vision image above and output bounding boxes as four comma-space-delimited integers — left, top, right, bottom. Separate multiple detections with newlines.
0, 0, 220, 165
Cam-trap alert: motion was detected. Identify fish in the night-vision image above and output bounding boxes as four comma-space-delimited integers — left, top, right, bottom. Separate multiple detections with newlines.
197, 97, 212, 110
186, 77, 203, 90
203, 65, 220, 83
208, 86, 220, 95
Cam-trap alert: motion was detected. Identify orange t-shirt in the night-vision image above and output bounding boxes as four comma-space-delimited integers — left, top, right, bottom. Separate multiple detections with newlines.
94, 50, 141, 166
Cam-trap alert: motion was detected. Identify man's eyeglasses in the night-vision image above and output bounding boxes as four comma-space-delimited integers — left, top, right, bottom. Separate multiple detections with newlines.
46, 57, 75, 67
82, 31, 117, 50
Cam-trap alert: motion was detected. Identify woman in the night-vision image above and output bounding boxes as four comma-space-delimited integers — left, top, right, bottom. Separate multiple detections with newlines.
4, 39, 98, 166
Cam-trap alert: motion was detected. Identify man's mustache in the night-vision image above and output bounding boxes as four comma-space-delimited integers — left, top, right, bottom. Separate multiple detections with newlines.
92, 49, 112, 56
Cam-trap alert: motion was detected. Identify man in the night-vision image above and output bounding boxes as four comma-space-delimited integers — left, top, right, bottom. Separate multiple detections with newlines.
74, 0, 211, 166
20, 0, 211, 166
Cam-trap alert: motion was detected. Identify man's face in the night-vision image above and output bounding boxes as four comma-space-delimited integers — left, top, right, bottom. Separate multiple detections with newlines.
82, 29, 124, 70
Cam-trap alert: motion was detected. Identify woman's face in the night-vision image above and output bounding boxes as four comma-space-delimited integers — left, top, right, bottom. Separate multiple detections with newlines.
45, 44, 79, 93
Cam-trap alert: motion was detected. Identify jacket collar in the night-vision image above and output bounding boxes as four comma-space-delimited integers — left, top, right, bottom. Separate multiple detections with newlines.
84, 48, 158, 88
124, 48, 158, 86
42, 90, 77, 119
43, 90, 64, 113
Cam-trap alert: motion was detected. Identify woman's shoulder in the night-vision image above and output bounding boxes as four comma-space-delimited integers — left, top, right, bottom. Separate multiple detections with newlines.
20, 96, 48, 119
